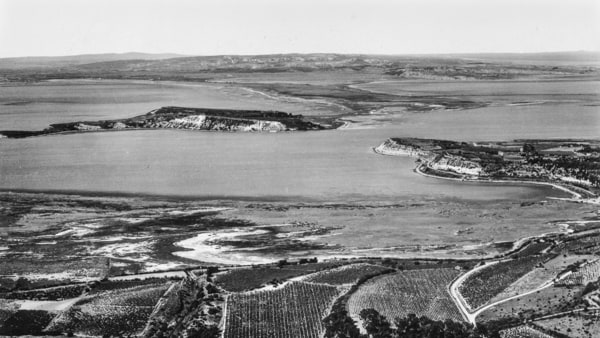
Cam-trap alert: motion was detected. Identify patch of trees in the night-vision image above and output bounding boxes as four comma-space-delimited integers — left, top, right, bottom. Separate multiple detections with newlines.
143, 275, 221, 338
323, 309, 361, 338
0, 283, 87, 301
0, 310, 56, 336
0, 277, 81, 293
185, 323, 220, 338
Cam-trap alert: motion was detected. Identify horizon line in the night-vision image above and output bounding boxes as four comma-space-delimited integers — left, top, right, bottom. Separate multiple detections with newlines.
2, 50, 600, 60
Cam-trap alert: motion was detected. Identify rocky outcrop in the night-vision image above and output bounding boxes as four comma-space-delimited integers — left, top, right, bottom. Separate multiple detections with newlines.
374, 139, 432, 158
429, 154, 482, 176
74, 123, 101, 131
374, 138, 482, 176
153, 114, 286, 132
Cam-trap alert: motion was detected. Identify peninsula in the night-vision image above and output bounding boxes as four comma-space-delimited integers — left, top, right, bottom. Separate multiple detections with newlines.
375, 137, 600, 200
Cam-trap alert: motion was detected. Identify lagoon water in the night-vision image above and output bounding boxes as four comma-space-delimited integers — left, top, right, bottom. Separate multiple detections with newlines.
0, 79, 329, 130
0, 127, 566, 201
0, 79, 597, 201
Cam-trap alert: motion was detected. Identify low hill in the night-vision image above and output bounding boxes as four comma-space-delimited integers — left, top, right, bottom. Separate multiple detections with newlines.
0, 52, 597, 82
0, 52, 188, 69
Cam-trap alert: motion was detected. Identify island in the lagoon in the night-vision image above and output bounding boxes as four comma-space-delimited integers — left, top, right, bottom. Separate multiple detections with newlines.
0, 106, 339, 139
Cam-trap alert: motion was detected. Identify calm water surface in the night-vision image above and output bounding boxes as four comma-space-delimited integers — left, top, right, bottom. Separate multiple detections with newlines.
0, 128, 565, 201
0, 80, 327, 130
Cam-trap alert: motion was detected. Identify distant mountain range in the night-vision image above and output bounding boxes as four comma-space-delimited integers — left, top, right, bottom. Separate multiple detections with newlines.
1, 51, 598, 69
0, 51, 598, 82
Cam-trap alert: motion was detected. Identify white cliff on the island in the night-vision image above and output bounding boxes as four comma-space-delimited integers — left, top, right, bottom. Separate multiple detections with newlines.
430, 154, 482, 176
374, 139, 431, 158
151, 114, 286, 132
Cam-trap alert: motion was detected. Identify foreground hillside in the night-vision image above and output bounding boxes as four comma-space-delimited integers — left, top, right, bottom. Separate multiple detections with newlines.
2, 226, 599, 337
0, 189, 598, 337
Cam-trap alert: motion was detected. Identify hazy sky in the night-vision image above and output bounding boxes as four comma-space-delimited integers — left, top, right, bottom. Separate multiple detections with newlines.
1, 0, 599, 57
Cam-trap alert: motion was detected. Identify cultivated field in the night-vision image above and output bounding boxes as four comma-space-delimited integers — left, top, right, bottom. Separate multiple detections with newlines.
223, 281, 345, 338
301, 263, 391, 285
478, 284, 585, 322
489, 254, 594, 302
0, 284, 87, 301
347, 268, 464, 325
215, 261, 351, 292
559, 233, 600, 255
459, 256, 550, 309
499, 325, 554, 338
560, 259, 600, 286
48, 282, 171, 336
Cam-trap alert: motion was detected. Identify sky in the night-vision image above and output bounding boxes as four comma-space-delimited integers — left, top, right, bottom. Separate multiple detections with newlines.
0, 0, 599, 57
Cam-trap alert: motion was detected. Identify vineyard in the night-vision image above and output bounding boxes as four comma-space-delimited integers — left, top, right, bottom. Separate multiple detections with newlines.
499, 325, 554, 338
347, 268, 464, 327
559, 259, 600, 286
0, 284, 87, 300
490, 254, 592, 302
223, 281, 345, 338
48, 282, 172, 336
88, 277, 174, 294
559, 233, 600, 255
478, 283, 584, 322
215, 261, 351, 292
301, 263, 391, 285
459, 256, 550, 309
